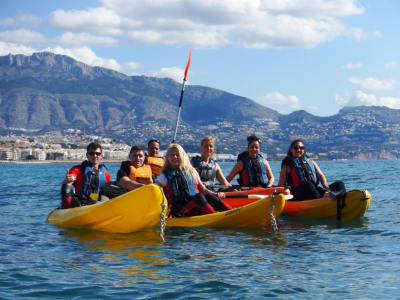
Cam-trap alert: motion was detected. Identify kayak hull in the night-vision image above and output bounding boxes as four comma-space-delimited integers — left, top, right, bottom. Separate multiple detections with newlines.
282, 189, 371, 221
165, 193, 285, 228
47, 184, 167, 233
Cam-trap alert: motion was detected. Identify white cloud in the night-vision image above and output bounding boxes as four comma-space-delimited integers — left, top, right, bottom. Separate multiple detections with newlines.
0, 41, 37, 56
0, 29, 46, 44
344, 27, 366, 40
336, 91, 400, 109
0, 14, 42, 27
258, 91, 301, 113
348, 76, 395, 91
343, 63, 362, 70
50, 7, 121, 35
385, 61, 397, 70
44, 46, 122, 71
147, 66, 185, 82
44, 0, 365, 49
59, 32, 118, 46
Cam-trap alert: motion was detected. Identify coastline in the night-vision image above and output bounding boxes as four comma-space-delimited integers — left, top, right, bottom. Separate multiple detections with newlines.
0, 160, 123, 164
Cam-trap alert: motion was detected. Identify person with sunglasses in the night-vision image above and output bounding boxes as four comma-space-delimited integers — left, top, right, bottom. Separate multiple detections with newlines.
117, 145, 153, 191
278, 139, 329, 201
145, 139, 164, 180
61, 142, 111, 208
226, 135, 274, 187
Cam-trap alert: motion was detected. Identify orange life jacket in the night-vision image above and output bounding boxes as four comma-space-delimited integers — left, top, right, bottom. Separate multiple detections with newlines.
129, 164, 153, 184
145, 156, 164, 176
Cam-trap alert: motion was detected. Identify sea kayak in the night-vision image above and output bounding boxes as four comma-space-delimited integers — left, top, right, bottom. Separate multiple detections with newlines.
165, 193, 285, 228
224, 186, 289, 208
47, 184, 168, 233
282, 189, 371, 221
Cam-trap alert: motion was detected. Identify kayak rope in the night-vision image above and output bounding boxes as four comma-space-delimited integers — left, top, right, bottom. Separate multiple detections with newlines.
159, 189, 167, 242
269, 194, 278, 232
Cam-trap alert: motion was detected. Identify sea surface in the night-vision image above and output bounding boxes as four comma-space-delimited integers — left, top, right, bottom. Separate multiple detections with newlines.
0, 160, 399, 299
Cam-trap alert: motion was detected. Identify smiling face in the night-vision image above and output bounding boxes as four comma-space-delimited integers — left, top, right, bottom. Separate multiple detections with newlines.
86, 147, 103, 166
290, 141, 305, 158
167, 147, 181, 169
148, 141, 160, 157
248, 141, 260, 158
201, 140, 215, 158
130, 150, 145, 167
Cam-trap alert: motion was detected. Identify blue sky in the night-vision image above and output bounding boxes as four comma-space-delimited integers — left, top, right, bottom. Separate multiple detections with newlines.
0, 0, 399, 116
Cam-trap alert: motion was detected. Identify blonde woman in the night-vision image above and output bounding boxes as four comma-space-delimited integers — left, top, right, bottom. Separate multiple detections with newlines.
191, 136, 231, 190
156, 144, 231, 217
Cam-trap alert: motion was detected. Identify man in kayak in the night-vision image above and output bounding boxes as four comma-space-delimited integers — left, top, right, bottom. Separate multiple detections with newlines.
145, 139, 164, 181
278, 139, 330, 201
226, 135, 274, 188
61, 142, 111, 208
156, 143, 232, 217
117, 145, 153, 191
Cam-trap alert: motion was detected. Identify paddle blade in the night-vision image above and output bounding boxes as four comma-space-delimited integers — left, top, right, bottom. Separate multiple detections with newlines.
184, 48, 192, 81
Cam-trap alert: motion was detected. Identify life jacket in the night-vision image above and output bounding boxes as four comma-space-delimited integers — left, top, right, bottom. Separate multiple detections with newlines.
191, 155, 217, 187
129, 164, 153, 184
283, 155, 318, 189
78, 161, 109, 196
237, 151, 267, 187
145, 156, 164, 176
163, 169, 199, 205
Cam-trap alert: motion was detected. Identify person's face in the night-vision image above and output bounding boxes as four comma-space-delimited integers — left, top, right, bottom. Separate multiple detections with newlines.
201, 140, 214, 157
248, 141, 260, 158
167, 148, 181, 169
87, 147, 103, 165
148, 141, 160, 157
290, 142, 305, 158
130, 150, 145, 167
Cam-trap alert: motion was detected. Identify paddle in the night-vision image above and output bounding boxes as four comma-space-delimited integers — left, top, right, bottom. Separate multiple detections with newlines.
172, 48, 192, 143
225, 194, 293, 200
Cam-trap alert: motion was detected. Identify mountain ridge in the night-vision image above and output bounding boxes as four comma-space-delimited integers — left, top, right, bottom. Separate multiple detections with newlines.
0, 52, 399, 159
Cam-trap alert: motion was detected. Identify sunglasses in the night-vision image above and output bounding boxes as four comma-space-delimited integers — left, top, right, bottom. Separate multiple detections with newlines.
89, 152, 102, 156
293, 146, 305, 150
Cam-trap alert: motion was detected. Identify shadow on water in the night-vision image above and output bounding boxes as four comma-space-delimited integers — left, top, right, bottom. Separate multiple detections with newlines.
59, 227, 168, 279
277, 215, 371, 230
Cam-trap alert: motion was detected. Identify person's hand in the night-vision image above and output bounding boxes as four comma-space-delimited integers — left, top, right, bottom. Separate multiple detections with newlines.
217, 192, 225, 199
65, 170, 75, 185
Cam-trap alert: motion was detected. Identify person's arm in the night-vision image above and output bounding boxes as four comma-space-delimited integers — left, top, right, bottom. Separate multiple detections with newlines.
196, 171, 225, 198
215, 163, 231, 187
118, 176, 144, 191
226, 160, 243, 183
278, 163, 290, 187
313, 161, 329, 190
155, 173, 167, 187
263, 158, 274, 187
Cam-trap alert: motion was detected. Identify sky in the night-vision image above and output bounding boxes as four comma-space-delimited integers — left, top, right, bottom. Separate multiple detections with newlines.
0, 0, 399, 116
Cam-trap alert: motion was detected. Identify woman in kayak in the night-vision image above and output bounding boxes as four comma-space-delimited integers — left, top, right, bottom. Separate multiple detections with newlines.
191, 136, 231, 190
226, 135, 274, 187
278, 139, 329, 201
156, 143, 232, 217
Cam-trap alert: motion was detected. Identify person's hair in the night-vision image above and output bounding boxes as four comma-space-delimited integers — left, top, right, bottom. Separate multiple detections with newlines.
86, 142, 102, 153
163, 143, 196, 177
287, 139, 306, 156
148, 139, 160, 148
200, 136, 216, 156
129, 145, 144, 154
247, 135, 261, 148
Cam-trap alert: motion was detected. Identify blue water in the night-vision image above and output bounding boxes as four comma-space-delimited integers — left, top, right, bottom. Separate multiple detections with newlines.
0, 160, 399, 299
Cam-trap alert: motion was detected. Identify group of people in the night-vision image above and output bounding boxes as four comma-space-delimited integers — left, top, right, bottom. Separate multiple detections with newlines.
61, 135, 333, 217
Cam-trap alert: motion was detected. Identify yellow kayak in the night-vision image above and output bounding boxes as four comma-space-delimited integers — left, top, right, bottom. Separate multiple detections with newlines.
47, 184, 168, 233
282, 189, 371, 221
166, 193, 286, 228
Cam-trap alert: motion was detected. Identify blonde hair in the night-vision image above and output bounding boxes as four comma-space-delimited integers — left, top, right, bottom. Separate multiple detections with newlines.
200, 135, 216, 156
163, 143, 197, 177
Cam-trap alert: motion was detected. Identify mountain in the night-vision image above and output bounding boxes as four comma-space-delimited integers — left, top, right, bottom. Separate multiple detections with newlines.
0, 52, 399, 159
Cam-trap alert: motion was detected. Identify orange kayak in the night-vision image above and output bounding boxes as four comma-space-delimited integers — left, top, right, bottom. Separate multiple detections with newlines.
224, 186, 289, 208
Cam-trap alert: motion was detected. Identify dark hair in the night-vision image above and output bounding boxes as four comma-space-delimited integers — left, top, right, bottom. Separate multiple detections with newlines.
287, 139, 306, 156
86, 142, 102, 153
148, 139, 160, 148
129, 145, 144, 154
247, 135, 261, 147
